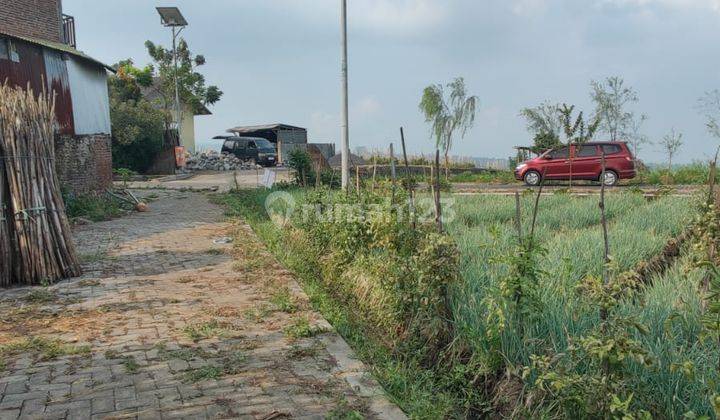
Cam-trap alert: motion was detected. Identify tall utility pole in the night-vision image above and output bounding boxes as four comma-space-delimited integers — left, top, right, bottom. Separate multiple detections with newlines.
340, 0, 350, 191
172, 26, 182, 144
156, 7, 188, 148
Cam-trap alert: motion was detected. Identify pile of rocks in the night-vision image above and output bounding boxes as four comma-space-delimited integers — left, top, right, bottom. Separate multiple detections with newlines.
185, 151, 261, 171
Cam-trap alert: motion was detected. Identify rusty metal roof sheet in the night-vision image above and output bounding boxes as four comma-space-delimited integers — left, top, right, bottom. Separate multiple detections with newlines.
0, 31, 115, 72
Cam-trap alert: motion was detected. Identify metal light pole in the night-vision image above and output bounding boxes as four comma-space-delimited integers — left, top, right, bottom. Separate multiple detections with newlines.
340, 0, 350, 191
156, 7, 188, 149
172, 26, 183, 145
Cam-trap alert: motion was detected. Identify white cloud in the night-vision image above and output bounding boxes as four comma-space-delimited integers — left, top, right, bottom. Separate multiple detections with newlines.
510, 0, 548, 16
265, 0, 449, 37
353, 96, 381, 117
598, 0, 720, 12
350, 0, 449, 36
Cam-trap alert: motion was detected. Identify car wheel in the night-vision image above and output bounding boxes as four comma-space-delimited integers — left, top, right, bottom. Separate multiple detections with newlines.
524, 170, 541, 186
601, 170, 618, 186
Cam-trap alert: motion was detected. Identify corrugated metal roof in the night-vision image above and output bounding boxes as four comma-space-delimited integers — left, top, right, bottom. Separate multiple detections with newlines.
0, 31, 115, 72
227, 123, 306, 133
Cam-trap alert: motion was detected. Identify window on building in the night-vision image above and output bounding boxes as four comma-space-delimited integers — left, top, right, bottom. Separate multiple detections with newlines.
8, 40, 19, 63
0, 38, 8, 60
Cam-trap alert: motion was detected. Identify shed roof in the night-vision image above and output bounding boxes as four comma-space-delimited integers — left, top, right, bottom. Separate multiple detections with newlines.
227, 123, 306, 134
0, 31, 115, 72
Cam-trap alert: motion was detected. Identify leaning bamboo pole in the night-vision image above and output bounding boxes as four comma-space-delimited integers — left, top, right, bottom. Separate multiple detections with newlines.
0, 83, 81, 286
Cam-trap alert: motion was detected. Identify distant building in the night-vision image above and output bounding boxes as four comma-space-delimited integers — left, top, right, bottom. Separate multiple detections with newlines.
225, 123, 307, 164
0, 0, 114, 193
141, 79, 211, 153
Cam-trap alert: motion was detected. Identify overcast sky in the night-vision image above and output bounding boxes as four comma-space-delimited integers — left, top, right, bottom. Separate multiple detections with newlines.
64, 0, 720, 163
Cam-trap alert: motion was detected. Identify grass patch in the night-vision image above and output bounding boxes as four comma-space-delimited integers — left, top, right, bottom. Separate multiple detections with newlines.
184, 365, 222, 382
216, 189, 467, 418
123, 356, 139, 373
64, 192, 126, 222
183, 320, 225, 342
156, 343, 211, 361
270, 287, 298, 313
79, 249, 108, 264
287, 343, 321, 359
243, 305, 272, 323
24, 288, 56, 304
284, 316, 326, 339
182, 351, 246, 383
205, 248, 225, 256
1, 337, 90, 366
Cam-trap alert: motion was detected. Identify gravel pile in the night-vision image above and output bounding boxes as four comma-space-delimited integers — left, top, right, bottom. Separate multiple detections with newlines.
185, 151, 262, 171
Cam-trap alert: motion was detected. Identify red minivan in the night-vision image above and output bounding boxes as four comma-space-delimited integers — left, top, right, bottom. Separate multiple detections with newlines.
514, 141, 636, 186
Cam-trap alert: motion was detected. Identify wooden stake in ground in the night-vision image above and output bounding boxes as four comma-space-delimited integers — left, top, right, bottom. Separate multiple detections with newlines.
701, 147, 720, 302
434, 149, 443, 232
514, 191, 522, 244
598, 152, 611, 375
390, 143, 397, 205
355, 165, 360, 195
529, 168, 547, 242
400, 127, 416, 228
371, 155, 377, 193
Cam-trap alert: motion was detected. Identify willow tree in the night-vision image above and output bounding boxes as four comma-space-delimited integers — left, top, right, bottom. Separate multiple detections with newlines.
419, 77, 478, 177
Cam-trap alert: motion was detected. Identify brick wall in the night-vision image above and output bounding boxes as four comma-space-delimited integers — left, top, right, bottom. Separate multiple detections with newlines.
54, 134, 112, 195
0, 0, 63, 43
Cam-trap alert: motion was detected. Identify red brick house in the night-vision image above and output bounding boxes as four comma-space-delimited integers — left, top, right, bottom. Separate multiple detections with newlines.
0, 0, 113, 194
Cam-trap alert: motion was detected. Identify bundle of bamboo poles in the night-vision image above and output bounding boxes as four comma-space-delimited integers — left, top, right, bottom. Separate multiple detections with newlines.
0, 83, 81, 286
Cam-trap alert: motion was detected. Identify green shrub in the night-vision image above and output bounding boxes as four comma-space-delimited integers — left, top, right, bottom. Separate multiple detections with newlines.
287, 149, 314, 186
63, 192, 126, 221
110, 99, 166, 173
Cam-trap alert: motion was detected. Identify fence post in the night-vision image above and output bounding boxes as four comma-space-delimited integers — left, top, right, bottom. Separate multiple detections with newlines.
529, 168, 547, 242
434, 149, 442, 232
400, 127, 416, 228
390, 143, 397, 206
514, 191, 522, 244
356, 165, 360, 195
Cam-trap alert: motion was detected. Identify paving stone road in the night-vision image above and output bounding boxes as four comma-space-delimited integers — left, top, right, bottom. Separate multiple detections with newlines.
0, 190, 405, 420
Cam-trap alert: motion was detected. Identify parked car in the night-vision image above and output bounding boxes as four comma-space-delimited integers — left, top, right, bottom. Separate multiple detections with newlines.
221, 136, 277, 167
514, 141, 636, 186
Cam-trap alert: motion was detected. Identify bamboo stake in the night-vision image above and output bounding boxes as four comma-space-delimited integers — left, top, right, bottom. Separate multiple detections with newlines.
390, 143, 397, 206
599, 152, 610, 374
434, 149, 442, 232
371, 155, 377, 193
514, 191, 522, 244
529, 168, 547, 242
400, 127, 416, 228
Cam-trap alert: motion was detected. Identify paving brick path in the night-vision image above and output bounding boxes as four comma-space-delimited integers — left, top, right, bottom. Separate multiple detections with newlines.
0, 190, 405, 420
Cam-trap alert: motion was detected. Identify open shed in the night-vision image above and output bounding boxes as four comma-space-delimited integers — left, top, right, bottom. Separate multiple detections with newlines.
226, 123, 307, 164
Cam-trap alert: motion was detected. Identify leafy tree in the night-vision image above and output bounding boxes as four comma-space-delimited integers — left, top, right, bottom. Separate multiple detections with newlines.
108, 59, 153, 102
519, 102, 563, 152
419, 77, 478, 177
144, 39, 223, 125
559, 103, 600, 144
659, 128, 683, 170
625, 113, 650, 158
590, 76, 640, 142
108, 60, 165, 172
110, 99, 165, 172
697, 90, 720, 141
